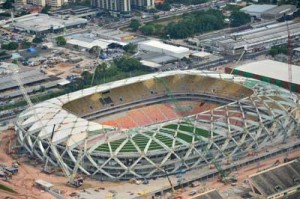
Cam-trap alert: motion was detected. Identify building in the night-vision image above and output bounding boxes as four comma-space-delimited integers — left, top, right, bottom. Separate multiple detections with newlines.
241, 4, 277, 18
0, 67, 51, 92
91, 0, 131, 14
46, 0, 68, 8
261, 4, 297, 20
139, 40, 190, 59
154, 0, 164, 4
51, 6, 100, 18
293, 47, 300, 57
26, 0, 46, 6
91, 0, 155, 13
19, 0, 67, 7
202, 21, 300, 55
249, 160, 300, 199
225, 59, 300, 92
65, 33, 126, 50
10, 13, 87, 35
15, 70, 299, 180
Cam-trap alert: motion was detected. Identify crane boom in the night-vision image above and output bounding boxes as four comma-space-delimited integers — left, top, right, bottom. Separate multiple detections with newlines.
12, 67, 73, 180
286, 21, 292, 91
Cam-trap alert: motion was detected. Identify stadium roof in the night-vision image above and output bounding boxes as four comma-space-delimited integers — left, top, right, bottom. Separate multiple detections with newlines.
191, 189, 223, 199
234, 60, 300, 85
249, 160, 300, 197
16, 70, 238, 147
241, 4, 277, 14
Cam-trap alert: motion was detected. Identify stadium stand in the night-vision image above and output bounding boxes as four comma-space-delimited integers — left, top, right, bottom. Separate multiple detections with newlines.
190, 189, 223, 199
249, 160, 300, 199
15, 70, 299, 181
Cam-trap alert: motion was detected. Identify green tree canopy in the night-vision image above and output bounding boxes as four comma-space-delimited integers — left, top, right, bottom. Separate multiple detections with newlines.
123, 43, 137, 54
114, 56, 142, 72
156, 2, 171, 11
32, 37, 43, 43
165, 9, 225, 39
230, 11, 251, 27
129, 19, 141, 32
21, 40, 31, 49
1, 42, 18, 50
56, 36, 66, 46
3, 0, 14, 9
269, 45, 288, 57
41, 4, 51, 14
88, 46, 102, 58
140, 24, 155, 35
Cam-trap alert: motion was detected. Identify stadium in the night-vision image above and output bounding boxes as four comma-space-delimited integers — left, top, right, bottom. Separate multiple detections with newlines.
15, 70, 299, 180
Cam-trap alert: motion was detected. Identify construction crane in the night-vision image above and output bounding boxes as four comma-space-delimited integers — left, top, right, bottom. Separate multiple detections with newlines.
67, 140, 86, 187
154, 76, 231, 184
11, 66, 85, 187
163, 167, 175, 194
286, 19, 292, 91
230, 49, 246, 75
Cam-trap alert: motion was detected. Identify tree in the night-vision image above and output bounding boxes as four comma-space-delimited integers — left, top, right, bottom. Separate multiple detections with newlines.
56, 36, 66, 46
140, 24, 155, 35
1, 42, 18, 50
153, 15, 160, 20
21, 40, 31, 49
269, 45, 288, 57
94, 62, 108, 79
123, 43, 137, 54
164, 9, 225, 39
114, 56, 142, 72
129, 19, 141, 32
230, 11, 251, 27
88, 46, 102, 58
149, 8, 157, 13
3, 0, 14, 9
156, 2, 171, 11
81, 71, 92, 84
41, 4, 51, 14
32, 37, 43, 44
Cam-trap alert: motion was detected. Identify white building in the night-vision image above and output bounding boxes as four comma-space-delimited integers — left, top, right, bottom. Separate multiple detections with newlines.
91, 0, 131, 13
139, 40, 190, 59
241, 4, 277, 18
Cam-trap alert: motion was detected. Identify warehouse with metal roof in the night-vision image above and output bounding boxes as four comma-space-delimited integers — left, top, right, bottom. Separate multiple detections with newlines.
0, 68, 50, 92
139, 40, 190, 59
241, 4, 277, 18
261, 4, 297, 20
203, 21, 300, 55
10, 13, 87, 34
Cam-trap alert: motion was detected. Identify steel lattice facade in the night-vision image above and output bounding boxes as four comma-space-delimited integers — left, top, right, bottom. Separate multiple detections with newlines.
15, 70, 300, 180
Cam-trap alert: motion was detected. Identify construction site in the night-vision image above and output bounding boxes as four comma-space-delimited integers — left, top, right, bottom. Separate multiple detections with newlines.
0, 68, 298, 199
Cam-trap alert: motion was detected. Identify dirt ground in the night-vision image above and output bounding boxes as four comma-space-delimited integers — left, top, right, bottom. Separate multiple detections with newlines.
0, 130, 120, 199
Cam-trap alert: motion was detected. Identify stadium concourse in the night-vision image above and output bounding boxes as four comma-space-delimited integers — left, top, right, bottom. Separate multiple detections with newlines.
15, 70, 300, 181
